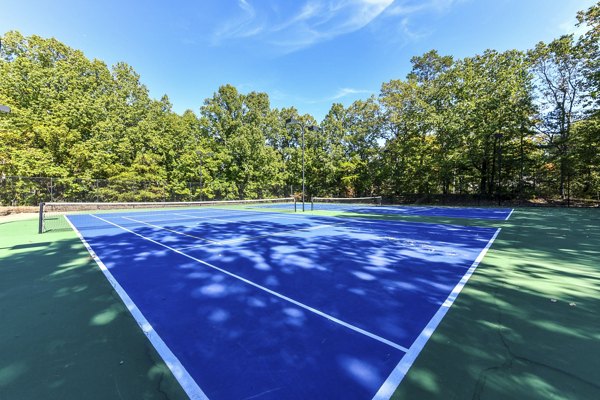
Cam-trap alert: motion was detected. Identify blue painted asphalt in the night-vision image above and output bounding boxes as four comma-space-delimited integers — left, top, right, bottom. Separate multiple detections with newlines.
68, 209, 497, 399
311, 203, 512, 220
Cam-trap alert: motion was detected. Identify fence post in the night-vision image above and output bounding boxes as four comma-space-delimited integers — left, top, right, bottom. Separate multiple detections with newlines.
38, 202, 44, 234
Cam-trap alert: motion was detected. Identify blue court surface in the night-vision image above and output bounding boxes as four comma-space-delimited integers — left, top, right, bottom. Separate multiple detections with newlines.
67, 207, 502, 400
311, 203, 513, 220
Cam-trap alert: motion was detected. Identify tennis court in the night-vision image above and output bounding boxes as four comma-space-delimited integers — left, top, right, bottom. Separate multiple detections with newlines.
61, 202, 508, 399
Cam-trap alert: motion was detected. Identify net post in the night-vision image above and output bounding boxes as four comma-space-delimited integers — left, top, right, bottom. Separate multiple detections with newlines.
38, 202, 45, 234
293, 197, 297, 212
376, 196, 382, 206
311, 197, 314, 211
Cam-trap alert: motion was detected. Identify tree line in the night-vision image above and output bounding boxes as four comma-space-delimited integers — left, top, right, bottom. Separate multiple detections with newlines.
0, 3, 598, 206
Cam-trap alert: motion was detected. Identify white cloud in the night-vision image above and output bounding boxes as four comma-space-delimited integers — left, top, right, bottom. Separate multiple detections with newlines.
397, 17, 430, 41
369, 0, 465, 46
292, 88, 375, 104
558, 17, 589, 38
212, 0, 394, 52
212, 0, 262, 43
329, 87, 373, 100
385, 0, 464, 16
210, 0, 466, 52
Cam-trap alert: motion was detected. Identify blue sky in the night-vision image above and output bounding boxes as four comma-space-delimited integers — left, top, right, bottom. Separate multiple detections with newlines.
1, 0, 595, 121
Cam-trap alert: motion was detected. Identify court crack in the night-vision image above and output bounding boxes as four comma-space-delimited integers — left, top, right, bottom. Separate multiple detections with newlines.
144, 345, 173, 400
471, 283, 600, 400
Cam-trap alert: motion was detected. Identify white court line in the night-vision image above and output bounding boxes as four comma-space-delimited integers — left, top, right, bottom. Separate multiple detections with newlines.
97, 205, 295, 225
122, 215, 346, 249
203, 216, 291, 229
95, 209, 249, 219
372, 228, 502, 400
178, 210, 394, 230
114, 211, 292, 227
118, 212, 245, 225
117, 208, 278, 225
178, 222, 348, 250
505, 209, 514, 221
174, 213, 296, 230
175, 207, 394, 226
121, 216, 219, 244
64, 216, 209, 400
174, 211, 300, 222
89, 214, 409, 353
123, 209, 498, 256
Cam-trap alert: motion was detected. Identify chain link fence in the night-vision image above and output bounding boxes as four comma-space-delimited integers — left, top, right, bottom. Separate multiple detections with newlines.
0, 176, 289, 206
2, 175, 596, 207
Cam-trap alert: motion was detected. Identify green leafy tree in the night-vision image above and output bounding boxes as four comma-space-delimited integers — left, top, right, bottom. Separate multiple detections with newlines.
529, 35, 587, 198
577, 2, 600, 109
1, 5, 599, 207
200, 85, 284, 199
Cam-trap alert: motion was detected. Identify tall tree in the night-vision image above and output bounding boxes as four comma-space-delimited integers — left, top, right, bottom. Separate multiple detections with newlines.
577, 1, 600, 109
529, 35, 587, 197
380, 78, 433, 196
319, 98, 382, 197
200, 85, 284, 199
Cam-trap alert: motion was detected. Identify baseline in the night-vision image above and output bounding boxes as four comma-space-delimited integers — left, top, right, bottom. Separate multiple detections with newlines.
505, 208, 515, 221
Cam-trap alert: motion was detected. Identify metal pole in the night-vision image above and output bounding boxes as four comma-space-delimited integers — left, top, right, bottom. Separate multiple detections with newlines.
196, 151, 203, 201
38, 202, 44, 234
0, 43, 11, 117
301, 125, 305, 212
285, 118, 318, 212
494, 133, 503, 206
498, 141, 502, 206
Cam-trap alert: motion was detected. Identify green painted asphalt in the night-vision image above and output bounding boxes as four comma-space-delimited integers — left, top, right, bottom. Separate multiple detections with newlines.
391, 208, 600, 400
0, 217, 188, 400
1, 208, 599, 399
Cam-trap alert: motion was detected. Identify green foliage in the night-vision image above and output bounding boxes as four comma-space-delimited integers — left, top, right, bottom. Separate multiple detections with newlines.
528, 35, 587, 197
199, 85, 285, 199
1, 3, 599, 207
577, 1, 600, 107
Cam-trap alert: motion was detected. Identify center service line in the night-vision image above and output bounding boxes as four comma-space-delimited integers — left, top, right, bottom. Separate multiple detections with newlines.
90, 214, 409, 353
122, 215, 347, 250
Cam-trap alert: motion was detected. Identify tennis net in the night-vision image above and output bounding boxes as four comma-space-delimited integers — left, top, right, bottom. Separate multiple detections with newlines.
310, 196, 382, 211
38, 197, 297, 233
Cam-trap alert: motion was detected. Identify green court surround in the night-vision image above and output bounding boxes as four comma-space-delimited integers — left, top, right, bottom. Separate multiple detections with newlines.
1, 208, 598, 399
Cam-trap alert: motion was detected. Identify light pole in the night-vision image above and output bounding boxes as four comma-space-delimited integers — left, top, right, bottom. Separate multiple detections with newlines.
0, 41, 9, 115
285, 118, 320, 212
494, 133, 503, 206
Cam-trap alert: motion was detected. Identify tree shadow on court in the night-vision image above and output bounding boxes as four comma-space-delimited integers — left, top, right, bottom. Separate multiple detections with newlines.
83, 208, 600, 400
391, 208, 600, 400
67, 212, 503, 398
6, 208, 599, 399
325, 205, 511, 220
68, 216, 405, 398
0, 219, 188, 400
